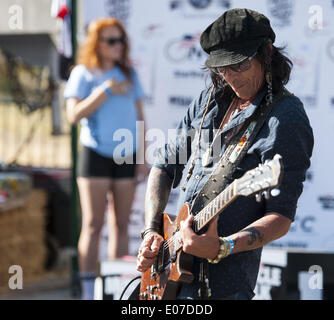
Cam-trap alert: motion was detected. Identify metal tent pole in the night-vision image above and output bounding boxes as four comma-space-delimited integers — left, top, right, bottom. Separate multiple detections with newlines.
69, 0, 81, 298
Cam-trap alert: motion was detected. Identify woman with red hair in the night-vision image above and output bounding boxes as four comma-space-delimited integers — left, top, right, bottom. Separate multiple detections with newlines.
64, 18, 147, 299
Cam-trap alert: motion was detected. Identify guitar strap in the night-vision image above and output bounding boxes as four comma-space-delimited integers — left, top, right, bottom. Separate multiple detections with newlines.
190, 87, 292, 300
191, 87, 292, 215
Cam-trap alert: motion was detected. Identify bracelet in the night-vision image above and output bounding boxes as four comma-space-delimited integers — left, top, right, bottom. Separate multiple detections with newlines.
227, 237, 235, 255
140, 227, 159, 240
207, 237, 234, 264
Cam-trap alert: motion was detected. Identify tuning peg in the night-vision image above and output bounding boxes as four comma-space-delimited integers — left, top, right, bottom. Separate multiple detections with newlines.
255, 193, 262, 203
262, 191, 270, 200
271, 188, 280, 197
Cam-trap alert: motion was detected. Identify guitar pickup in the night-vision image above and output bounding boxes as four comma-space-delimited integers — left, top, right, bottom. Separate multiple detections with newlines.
169, 227, 180, 263
155, 242, 165, 273
150, 266, 158, 281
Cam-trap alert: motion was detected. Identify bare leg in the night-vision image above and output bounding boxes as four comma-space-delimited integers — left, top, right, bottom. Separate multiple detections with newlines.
77, 177, 112, 273
107, 178, 136, 259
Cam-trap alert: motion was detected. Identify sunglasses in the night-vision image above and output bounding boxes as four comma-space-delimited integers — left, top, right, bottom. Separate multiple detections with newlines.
214, 52, 257, 76
100, 37, 126, 46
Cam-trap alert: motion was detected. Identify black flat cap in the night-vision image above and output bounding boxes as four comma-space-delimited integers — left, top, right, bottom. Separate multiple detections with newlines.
200, 8, 276, 68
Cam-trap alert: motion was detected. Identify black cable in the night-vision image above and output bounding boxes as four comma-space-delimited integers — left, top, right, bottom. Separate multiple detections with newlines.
119, 275, 141, 300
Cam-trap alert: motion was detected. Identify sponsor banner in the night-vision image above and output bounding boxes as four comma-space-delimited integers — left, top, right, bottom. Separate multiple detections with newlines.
254, 263, 287, 300
83, 0, 334, 256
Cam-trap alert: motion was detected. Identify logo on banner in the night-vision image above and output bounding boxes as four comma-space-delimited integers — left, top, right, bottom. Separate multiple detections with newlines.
270, 241, 308, 249
188, 0, 212, 9
104, 0, 131, 25
267, 0, 294, 27
302, 169, 314, 191
142, 24, 164, 38
290, 216, 316, 234
318, 195, 334, 210
254, 264, 284, 300
169, 0, 231, 15
288, 45, 320, 108
170, 0, 182, 10
174, 69, 205, 80
169, 95, 194, 107
164, 34, 207, 63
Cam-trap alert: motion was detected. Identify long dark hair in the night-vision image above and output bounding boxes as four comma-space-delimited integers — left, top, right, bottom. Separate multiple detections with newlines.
206, 39, 293, 96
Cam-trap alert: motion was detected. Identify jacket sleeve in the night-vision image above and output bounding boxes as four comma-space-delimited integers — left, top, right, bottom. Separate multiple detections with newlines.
258, 97, 314, 221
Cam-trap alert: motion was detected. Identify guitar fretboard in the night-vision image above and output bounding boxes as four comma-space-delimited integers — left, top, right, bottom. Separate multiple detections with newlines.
193, 181, 237, 233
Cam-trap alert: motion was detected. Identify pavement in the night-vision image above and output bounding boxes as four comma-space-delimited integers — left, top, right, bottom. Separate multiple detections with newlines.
0, 248, 81, 300
0, 273, 80, 300
0, 250, 140, 300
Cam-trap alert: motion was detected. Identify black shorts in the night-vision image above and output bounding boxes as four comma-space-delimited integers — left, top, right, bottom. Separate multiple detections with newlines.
77, 146, 137, 179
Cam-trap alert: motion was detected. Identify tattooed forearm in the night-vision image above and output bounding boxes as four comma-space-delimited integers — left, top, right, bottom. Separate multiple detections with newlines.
229, 214, 292, 255
144, 167, 173, 229
241, 227, 264, 246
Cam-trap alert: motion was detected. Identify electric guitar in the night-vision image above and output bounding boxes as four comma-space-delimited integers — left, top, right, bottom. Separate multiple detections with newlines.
139, 154, 283, 300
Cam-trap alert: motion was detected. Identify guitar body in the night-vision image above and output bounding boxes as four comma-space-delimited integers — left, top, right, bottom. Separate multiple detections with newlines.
139, 203, 194, 300
138, 155, 283, 300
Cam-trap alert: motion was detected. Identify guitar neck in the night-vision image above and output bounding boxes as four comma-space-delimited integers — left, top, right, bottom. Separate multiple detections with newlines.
193, 181, 238, 233
170, 154, 283, 253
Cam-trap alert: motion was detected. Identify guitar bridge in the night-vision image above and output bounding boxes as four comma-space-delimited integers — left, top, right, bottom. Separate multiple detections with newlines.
151, 240, 172, 278
170, 247, 177, 263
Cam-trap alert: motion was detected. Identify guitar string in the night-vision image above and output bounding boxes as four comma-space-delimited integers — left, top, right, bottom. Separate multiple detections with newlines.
162, 181, 238, 252
162, 208, 211, 250
162, 192, 228, 251
162, 186, 232, 250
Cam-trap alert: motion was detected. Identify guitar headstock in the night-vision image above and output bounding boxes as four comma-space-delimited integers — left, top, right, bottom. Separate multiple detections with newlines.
236, 154, 283, 198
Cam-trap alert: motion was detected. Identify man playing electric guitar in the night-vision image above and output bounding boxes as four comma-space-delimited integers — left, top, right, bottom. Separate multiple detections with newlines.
136, 9, 313, 300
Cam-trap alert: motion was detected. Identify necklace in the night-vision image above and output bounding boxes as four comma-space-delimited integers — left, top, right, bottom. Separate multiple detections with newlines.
202, 98, 251, 167
180, 88, 251, 190
201, 108, 229, 167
